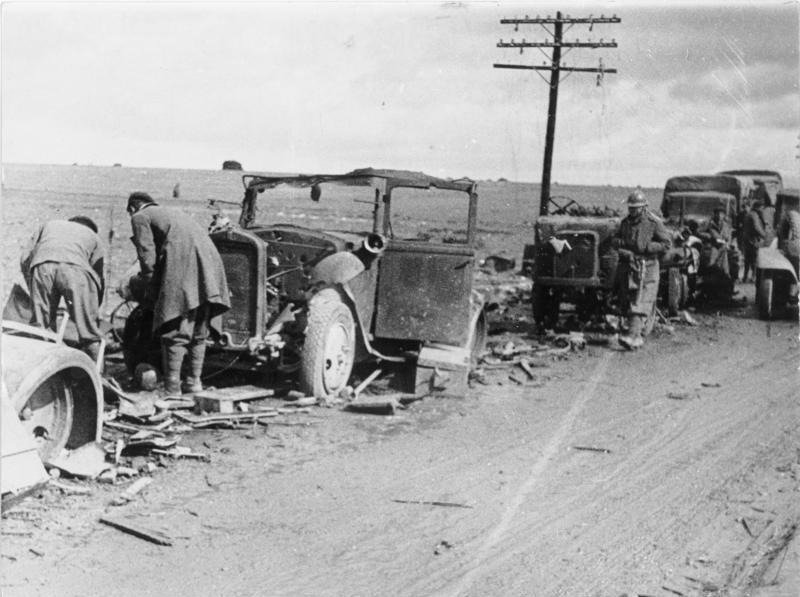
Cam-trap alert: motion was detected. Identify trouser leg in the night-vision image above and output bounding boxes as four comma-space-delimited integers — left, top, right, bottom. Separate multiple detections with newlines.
620, 259, 658, 350
184, 305, 210, 394
160, 313, 194, 396
29, 263, 60, 332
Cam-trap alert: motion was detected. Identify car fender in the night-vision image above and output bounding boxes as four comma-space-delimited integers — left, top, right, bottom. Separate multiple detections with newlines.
2, 331, 102, 450
310, 252, 365, 285
757, 246, 798, 283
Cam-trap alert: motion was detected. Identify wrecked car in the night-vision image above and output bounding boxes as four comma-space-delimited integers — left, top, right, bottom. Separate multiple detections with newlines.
1, 321, 103, 464
755, 189, 800, 320
122, 168, 487, 397
525, 212, 622, 329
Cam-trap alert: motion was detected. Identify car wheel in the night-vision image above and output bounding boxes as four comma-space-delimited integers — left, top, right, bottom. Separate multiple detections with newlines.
469, 309, 487, 366
16, 372, 75, 462
757, 274, 773, 320
300, 290, 356, 397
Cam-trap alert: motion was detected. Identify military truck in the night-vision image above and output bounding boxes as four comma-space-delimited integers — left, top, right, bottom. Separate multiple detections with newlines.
660, 175, 745, 303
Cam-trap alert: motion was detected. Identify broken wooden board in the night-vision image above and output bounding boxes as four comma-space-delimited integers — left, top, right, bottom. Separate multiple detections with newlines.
99, 514, 172, 546
194, 385, 276, 414
173, 410, 278, 428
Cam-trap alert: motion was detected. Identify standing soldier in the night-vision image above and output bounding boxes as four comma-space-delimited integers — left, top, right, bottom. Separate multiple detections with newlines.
613, 189, 672, 350
126, 192, 230, 395
698, 205, 740, 292
741, 200, 767, 283
20, 216, 106, 365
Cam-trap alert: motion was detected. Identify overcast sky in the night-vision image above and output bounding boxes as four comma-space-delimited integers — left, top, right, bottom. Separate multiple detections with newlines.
2, 1, 798, 186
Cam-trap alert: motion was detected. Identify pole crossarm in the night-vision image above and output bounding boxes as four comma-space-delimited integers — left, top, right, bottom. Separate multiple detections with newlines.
494, 64, 617, 74
498, 41, 617, 49
501, 16, 620, 25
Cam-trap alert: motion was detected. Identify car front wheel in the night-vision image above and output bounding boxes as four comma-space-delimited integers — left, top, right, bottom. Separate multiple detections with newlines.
300, 289, 356, 398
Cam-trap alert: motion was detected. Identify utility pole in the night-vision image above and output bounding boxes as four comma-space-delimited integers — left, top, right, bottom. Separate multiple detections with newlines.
495, 12, 620, 215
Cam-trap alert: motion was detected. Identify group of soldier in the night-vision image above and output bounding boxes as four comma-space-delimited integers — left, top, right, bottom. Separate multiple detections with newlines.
612, 187, 771, 350
18, 193, 230, 395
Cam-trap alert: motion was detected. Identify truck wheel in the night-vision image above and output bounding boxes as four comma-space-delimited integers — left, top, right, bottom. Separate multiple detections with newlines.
300, 290, 356, 397
666, 268, 684, 315
532, 285, 560, 329
757, 274, 773, 320
16, 371, 75, 462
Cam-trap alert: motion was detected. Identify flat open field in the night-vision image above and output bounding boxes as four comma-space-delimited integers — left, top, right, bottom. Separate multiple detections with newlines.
1, 164, 798, 597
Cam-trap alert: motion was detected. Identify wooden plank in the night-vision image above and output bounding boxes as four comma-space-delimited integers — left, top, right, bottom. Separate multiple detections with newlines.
193, 385, 275, 401
99, 515, 172, 546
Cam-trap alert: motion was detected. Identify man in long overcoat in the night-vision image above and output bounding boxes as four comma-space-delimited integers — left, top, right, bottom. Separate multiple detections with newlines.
741, 200, 767, 283
612, 189, 672, 350
127, 192, 230, 395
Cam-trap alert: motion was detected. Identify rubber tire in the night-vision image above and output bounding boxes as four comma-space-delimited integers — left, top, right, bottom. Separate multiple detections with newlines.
16, 372, 75, 462
532, 285, 560, 329
469, 309, 487, 366
666, 267, 683, 316
121, 305, 161, 375
757, 274, 773, 321
299, 290, 356, 398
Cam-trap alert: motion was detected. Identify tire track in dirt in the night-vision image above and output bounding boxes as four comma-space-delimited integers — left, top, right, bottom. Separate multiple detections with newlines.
426, 351, 612, 597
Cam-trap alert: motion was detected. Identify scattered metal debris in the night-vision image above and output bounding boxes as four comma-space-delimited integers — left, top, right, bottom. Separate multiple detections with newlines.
572, 446, 611, 454
391, 499, 473, 509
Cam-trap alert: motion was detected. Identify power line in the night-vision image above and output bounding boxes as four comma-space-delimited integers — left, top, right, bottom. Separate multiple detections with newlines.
495, 11, 620, 216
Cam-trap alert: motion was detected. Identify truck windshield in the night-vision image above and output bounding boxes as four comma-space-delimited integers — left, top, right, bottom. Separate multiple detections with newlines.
249, 183, 377, 234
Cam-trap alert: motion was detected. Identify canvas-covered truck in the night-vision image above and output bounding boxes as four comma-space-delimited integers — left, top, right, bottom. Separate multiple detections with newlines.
660, 175, 744, 303
755, 189, 800, 320
121, 168, 487, 398
717, 169, 782, 240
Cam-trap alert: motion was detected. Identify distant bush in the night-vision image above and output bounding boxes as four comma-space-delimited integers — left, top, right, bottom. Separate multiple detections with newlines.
222, 160, 243, 171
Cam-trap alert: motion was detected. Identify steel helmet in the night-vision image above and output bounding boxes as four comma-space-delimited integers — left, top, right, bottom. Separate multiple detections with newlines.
627, 189, 647, 207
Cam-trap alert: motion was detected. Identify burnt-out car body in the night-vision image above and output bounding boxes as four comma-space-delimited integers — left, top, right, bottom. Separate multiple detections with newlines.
526, 214, 621, 329
123, 168, 486, 397
660, 175, 744, 303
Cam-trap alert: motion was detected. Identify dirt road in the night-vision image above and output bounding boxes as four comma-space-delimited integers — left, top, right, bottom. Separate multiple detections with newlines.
3, 285, 798, 597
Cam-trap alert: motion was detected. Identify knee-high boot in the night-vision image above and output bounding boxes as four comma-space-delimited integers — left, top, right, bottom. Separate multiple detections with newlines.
183, 342, 205, 394
161, 341, 186, 396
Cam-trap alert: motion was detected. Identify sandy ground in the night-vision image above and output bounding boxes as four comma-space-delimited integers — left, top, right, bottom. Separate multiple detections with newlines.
2, 281, 798, 597
2, 185, 799, 597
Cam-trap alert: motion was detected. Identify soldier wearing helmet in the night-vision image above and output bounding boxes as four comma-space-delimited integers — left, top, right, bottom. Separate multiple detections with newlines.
612, 188, 672, 350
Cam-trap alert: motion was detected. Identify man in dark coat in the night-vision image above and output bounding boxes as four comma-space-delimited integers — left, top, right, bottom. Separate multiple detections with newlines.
612, 189, 672, 350
741, 200, 767, 283
127, 192, 230, 395
20, 216, 105, 364
698, 206, 740, 287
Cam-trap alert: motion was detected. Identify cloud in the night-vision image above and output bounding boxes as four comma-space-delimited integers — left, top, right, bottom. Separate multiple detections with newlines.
669, 63, 798, 108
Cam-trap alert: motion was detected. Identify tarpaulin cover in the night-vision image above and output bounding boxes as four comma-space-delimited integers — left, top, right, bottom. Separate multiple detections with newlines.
663, 175, 746, 199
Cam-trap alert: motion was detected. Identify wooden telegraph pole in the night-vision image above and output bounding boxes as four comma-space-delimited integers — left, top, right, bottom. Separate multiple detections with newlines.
495, 12, 620, 215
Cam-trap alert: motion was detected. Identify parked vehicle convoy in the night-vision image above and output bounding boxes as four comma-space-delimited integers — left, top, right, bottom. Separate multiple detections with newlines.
755, 189, 800, 320
121, 168, 487, 398
659, 175, 744, 304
